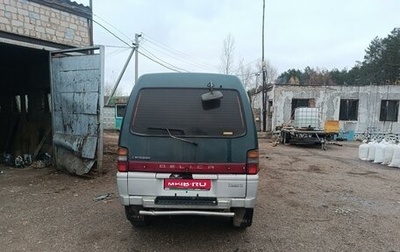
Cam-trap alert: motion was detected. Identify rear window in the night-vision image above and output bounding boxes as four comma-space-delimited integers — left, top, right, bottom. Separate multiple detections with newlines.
131, 88, 246, 137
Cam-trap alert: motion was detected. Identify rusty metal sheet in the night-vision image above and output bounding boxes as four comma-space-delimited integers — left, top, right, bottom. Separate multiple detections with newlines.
54, 92, 99, 114
55, 148, 96, 176
51, 46, 104, 175
53, 133, 97, 159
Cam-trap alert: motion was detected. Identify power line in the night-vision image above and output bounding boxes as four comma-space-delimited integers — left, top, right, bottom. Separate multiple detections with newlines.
91, 18, 132, 47
92, 17, 185, 72
138, 51, 185, 72
145, 37, 217, 70
93, 13, 134, 44
140, 46, 189, 72
142, 34, 219, 71
105, 47, 132, 58
139, 48, 189, 72
90, 16, 224, 73
91, 14, 262, 76
141, 42, 217, 72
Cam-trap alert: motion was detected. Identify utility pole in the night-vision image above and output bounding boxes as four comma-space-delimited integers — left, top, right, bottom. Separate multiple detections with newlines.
89, 0, 93, 46
106, 33, 140, 106
135, 33, 141, 84
105, 46, 136, 106
261, 0, 266, 132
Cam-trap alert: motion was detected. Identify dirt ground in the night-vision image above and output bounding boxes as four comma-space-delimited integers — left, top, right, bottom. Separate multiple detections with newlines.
1, 131, 399, 252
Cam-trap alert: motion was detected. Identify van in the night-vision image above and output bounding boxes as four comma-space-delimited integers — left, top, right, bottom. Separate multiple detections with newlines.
116, 73, 259, 228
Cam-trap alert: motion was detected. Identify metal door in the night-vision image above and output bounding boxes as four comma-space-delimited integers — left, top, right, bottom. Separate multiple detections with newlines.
50, 46, 104, 175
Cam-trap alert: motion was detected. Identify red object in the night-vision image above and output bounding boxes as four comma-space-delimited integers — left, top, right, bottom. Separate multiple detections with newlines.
164, 179, 211, 190
128, 161, 246, 174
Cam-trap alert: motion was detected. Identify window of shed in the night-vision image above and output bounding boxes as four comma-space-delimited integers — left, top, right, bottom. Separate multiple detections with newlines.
116, 104, 126, 118
339, 99, 358, 121
380, 100, 399, 122
291, 98, 315, 119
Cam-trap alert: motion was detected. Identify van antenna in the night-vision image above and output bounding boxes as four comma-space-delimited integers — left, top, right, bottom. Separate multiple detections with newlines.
207, 81, 214, 93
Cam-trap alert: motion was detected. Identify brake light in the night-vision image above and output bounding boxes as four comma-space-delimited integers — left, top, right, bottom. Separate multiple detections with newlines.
117, 147, 128, 172
246, 149, 259, 174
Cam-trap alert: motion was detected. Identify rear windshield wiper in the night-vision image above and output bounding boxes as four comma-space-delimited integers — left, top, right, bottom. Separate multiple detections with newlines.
147, 127, 198, 146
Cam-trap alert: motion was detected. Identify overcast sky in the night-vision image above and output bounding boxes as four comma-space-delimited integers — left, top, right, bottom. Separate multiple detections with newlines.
75, 0, 400, 94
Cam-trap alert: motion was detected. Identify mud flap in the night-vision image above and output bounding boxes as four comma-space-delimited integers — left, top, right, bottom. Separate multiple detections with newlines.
125, 206, 151, 227
232, 208, 254, 228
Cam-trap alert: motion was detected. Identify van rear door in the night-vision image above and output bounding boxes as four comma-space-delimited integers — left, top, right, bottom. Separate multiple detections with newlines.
122, 88, 255, 198
129, 88, 249, 163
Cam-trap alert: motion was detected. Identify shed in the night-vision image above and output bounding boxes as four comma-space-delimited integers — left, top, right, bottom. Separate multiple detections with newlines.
253, 84, 400, 141
0, 0, 104, 175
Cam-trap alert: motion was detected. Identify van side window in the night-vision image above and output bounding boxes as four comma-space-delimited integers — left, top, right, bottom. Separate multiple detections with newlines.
131, 88, 246, 137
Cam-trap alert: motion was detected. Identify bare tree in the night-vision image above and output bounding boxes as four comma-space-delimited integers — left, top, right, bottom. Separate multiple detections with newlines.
237, 58, 254, 90
256, 59, 278, 85
104, 82, 125, 97
219, 34, 278, 91
220, 34, 236, 74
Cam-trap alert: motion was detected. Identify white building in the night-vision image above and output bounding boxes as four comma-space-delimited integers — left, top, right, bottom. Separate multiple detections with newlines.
253, 84, 400, 140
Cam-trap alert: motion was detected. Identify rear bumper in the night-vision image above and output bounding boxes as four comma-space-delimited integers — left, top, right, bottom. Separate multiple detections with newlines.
118, 195, 257, 209
117, 171, 258, 210
139, 210, 235, 217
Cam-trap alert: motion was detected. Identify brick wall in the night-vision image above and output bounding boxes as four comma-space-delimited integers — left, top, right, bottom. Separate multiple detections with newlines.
0, 0, 91, 47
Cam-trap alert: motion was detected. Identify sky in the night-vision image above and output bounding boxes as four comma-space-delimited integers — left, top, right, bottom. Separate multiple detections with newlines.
74, 0, 400, 94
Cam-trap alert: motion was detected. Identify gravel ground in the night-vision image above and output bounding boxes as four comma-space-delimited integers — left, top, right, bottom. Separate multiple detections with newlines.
1, 132, 399, 252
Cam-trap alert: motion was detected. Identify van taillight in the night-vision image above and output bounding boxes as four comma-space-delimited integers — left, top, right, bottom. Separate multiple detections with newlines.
246, 149, 259, 174
117, 147, 128, 172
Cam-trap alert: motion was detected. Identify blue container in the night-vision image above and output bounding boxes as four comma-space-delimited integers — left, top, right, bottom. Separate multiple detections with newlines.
115, 117, 123, 131
347, 130, 355, 141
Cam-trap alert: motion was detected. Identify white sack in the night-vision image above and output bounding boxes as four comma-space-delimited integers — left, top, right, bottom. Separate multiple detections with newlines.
382, 142, 395, 165
388, 144, 400, 168
358, 141, 369, 161
373, 140, 386, 163
367, 141, 377, 161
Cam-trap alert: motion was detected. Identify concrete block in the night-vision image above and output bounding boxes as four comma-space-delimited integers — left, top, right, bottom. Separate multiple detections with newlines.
36, 26, 45, 33
60, 21, 69, 28
11, 20, 23, 27
0, 17, 9, 24
69, 23, 77, 30
40, 15, 49, 22
17, 8, 28, 16
65, 28, 74, 39
24, 23, 35, 30
50, 17, 60, 24
29, 12, 40, 20
45, 27, 55, 35
5, 5, 17, 13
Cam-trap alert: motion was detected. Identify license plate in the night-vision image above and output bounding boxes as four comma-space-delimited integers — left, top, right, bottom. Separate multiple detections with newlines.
164, 179, 211, 190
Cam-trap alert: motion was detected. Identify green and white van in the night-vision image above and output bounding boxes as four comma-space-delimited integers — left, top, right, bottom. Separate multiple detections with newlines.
116, 73, 259, 228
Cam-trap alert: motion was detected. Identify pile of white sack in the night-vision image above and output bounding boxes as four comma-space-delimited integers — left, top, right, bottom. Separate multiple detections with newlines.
358, 139, 400, 168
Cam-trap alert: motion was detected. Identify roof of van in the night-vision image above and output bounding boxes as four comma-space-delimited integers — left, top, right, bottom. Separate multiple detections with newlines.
136, 73, 244, 89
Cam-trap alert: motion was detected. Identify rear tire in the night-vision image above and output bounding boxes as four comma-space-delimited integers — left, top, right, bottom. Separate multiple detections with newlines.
125, 206, 151, 227
232, 208, 254, 228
